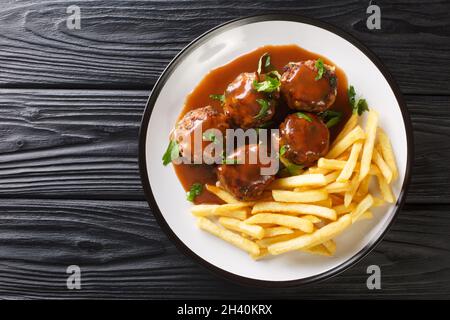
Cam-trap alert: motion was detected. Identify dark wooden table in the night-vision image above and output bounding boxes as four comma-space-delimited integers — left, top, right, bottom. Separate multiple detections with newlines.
0, 0, 449, 299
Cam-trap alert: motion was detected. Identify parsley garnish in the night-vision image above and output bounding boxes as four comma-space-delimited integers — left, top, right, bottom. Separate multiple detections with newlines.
186, 183, 203, 202
279, 145, 287, 157
280, 156, 303, 176
348, 85, 369, 115
162, 140, 180, 166
315, 58, 325, 81
253, 75, 281, 93
319, 110, 343, 128
257, 53, 272, 75
296, 112, 313, 122
255, 99, 271, 120
209, 94, 225, 103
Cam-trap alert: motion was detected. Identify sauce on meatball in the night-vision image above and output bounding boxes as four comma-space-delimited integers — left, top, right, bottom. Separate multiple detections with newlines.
223, 72, 276, 129
217, 144, 275, 201
281, 60, 337, 113
279, 113, 330, 167
172, 105, 229, 163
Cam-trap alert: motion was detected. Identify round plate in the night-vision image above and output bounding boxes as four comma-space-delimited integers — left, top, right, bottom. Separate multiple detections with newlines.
139, 14, 413, 287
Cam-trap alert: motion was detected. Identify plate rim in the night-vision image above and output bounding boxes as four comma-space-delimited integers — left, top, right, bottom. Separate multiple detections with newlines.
138, 14, 414, 287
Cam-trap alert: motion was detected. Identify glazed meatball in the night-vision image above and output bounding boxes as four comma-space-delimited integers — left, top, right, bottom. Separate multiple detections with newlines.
172, 106, 229, 163
280, 60, 337, 113
279, 113, 329, 167
223, 72, 276, 129
217, 144, 275, 201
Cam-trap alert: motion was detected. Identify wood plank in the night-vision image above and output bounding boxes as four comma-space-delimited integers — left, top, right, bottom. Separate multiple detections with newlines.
0, 199, 447, 299
0, 89, 447, 203
0, 0, 449, 94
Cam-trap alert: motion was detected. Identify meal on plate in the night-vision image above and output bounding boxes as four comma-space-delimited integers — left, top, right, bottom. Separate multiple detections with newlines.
162, 45, 398, 260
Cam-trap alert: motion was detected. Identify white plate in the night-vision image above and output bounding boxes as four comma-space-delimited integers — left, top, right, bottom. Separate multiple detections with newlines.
139, 15, 413, 286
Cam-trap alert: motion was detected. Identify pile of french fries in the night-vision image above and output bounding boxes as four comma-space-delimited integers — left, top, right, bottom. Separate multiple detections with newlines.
191, 110, 399, 259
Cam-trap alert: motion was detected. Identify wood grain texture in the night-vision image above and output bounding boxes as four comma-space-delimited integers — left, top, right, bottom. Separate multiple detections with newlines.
0, 89, 448, 203
0, 0, 449, 94
0, 199, 448, 299
0, 0, 448, 300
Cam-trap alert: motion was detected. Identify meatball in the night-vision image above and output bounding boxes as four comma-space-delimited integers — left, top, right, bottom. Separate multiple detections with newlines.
217, 144, 275, 201
172, 106, 229, 163
279, 113, 329, 167
280, 60, 337, 113
223, 72, 276, 129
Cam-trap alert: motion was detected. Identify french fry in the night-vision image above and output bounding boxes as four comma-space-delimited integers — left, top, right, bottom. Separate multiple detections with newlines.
218, 217, 265, 240
197, 217, 260, 256
375, 169, 395, 203
327, 126, 365, 159
324, 171, 340, 184
251, 202, 337, 220
272, 189, 328, 203
373, 149, 393, 184
359, 110, 378, 181
318, 158, 347, 170
205, 184, 241, 204
372, 197, 385, 207
251, 248, 269, 260
191, 203, 249, 220
337, 142, 363, 182
356, 174, 372, 199
306, 167, 330, 175
268, 214, 352, 255
322, 239, 337, 255
313, 198, 333, 208
263, 227, 294, 238
269, 174, 326, 189
357, 211, 373, 221
303, 244, 331, 256
333, 203, 356, 215
256, 232, 304, 248
301, 215, 322, 224
245, 213, 314, 233
326, 181, 351, 193
344, 173, 361, 207
329, 194, 344, 205
336, 150, 351, 161
351, 194, 374, 223
377, 128, 399, 181
332, 114, 358, 147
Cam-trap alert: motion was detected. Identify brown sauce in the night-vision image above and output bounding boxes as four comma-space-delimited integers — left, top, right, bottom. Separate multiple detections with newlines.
173, 45, 352, 204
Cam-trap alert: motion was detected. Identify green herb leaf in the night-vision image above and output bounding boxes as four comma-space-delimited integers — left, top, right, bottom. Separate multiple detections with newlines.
348, 85, 369, 115
209, 94, 225, 103
319, 110, 343, 128
315, 58, 325, 81
286, 163, 304, 176
296, 112, 313, 122
279, 145, 287, 157
162, 140, 180, 166
252, 75, 281, 93
202, 131, 216, 143
280, 156, 303, 176
348, 85, 356, 106
255, 99, 271, 120
329, 75, 337, 88
186, 183, 203, 202
266, 70, 281, 79
355, 99, 369, 115
257, 53, 271, 75
326, 116, 342, 128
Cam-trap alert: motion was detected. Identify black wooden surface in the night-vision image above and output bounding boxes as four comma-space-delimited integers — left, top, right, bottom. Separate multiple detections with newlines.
0, 0, 449, 299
